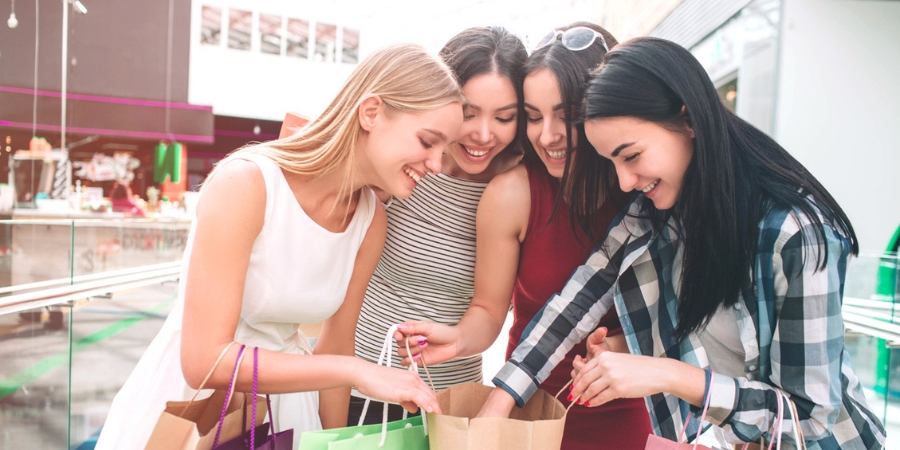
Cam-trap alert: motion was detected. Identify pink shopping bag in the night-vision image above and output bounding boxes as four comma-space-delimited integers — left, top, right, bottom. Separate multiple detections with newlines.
644, 373, 715, 450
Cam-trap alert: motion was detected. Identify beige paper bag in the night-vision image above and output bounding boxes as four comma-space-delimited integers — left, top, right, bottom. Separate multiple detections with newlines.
144, 389, 267, 450
427, 382, 566, 450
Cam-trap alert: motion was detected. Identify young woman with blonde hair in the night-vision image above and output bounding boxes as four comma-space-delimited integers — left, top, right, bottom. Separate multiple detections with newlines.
95, 43, 464, 449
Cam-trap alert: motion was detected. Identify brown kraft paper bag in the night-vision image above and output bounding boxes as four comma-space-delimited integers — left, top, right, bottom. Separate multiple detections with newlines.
426, 382, 567, 450
145, 389, 266, 450
144, 343, 267, 450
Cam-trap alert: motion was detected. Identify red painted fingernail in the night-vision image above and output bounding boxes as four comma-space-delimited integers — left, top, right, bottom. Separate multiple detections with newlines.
569, 385, 573, 391
567, 394, 573, 402
585, 401, 591, 407
417, 337, 427, 344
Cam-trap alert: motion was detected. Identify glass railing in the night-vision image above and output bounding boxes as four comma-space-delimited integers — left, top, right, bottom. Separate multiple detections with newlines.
843, 252, 899, 448
0, 220, 896, 449
0, 218, 189, 290
0, 218, 188, 450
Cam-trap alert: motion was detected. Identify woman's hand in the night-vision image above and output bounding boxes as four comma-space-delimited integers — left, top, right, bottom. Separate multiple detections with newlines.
570, 326, 629, 378
393, 322, 463, 367
571, 352, 663, 407
571, 351, 706, 408
352, 362, 442, 414
475, 386, 517, 418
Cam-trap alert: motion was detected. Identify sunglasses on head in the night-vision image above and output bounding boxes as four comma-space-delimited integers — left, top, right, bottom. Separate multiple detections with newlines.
533, 26, 609, 53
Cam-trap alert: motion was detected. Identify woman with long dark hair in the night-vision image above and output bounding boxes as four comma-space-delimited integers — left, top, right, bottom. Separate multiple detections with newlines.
481, 37, 886, 449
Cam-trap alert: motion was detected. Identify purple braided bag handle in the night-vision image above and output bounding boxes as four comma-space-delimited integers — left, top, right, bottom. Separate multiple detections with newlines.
255, 347, 281, 445
213, 344, 247, 447
250, 347, 282, 447
249, 346, 258, 448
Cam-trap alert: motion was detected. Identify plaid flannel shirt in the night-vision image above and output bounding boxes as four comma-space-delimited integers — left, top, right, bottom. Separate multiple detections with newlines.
494, 196, 886, 449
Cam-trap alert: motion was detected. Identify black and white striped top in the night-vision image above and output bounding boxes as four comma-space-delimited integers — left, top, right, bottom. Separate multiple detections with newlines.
355, 172, 488, 392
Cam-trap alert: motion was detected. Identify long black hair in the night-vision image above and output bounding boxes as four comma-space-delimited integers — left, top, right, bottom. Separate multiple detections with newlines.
439, 26, 528, 155
573, 37, 858, 339
522, 22, 619, 234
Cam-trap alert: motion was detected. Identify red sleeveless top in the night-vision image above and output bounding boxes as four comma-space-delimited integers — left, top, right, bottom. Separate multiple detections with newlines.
506, 162, 651, 450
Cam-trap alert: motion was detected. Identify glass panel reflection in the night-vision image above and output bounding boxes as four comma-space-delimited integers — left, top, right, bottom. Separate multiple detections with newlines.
69, 282, 179, 448
0, 304, 72, 449
844, 252, 899, 448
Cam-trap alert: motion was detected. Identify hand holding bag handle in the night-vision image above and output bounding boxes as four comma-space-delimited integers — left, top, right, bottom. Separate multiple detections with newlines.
357, 324, 434, 447
554, 379, 592, 416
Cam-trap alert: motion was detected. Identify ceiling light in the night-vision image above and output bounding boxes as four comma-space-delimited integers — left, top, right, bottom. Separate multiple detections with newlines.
7, 0, 16, 29
72, 0, 87, 15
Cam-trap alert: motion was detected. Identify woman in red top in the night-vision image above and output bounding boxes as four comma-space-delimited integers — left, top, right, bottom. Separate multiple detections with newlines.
396, 22, 651, 449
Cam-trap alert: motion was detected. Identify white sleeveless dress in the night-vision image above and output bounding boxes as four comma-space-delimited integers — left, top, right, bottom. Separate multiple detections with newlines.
95, 153, 376, 450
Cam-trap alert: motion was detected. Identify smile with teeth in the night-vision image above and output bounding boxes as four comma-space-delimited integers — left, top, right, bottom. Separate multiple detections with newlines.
403, 166, 423, 183
640, 179, 660, 193
462, 144, 490, 157
545, 148, 566, 160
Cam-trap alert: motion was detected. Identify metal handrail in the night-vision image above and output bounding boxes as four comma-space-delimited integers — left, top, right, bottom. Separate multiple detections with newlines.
842, 296, 900, 346
0, 261, 182, 295
0, 262, 182, 316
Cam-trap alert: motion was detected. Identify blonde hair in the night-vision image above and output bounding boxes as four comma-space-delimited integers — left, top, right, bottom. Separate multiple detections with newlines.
209, 43, 462, 200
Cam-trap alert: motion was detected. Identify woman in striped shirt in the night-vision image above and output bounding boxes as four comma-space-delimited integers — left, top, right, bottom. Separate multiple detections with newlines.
347, 26, 528, 425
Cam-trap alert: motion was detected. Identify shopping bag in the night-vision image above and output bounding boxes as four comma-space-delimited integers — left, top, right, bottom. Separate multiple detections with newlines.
297, 325, 430, 450
644, 373, 715, 450
145, 343, 267, 450
298, 415, 428, 450
214, 347, 293, 450
734, 388, 806, 450
426, 381, 567, 450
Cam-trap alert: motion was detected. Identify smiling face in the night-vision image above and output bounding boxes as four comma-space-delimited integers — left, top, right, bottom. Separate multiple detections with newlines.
443, 73, 519, 179
585, 116, 694, 210
524, 69, 572, 179
361, 101, 463, 199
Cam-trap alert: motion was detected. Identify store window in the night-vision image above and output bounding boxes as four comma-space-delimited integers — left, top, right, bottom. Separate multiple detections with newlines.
342, 28, 359, 64
228, 9, 252, 51
200, 6, 221, 46
286, 18, 310, 59
314, 23, 337, 63
716, 78, 738, 113
260, 13, 282, 55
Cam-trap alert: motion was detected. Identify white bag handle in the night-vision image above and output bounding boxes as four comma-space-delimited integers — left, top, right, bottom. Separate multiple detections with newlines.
740, 388, 806, 450
357, 324, 433, 447
676, 372, 715, 448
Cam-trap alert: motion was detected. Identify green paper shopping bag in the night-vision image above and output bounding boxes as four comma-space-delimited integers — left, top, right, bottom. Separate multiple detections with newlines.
297, 415, 428, 450
297, 325, 431, 450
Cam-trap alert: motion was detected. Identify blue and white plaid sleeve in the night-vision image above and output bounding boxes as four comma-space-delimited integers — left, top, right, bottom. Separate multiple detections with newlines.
703, 210, 878, 447
493, 199, 649, 407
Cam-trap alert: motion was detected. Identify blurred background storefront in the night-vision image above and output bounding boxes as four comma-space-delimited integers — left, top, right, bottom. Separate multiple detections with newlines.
597, 0, 900, 255
0, 0, 897, 448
